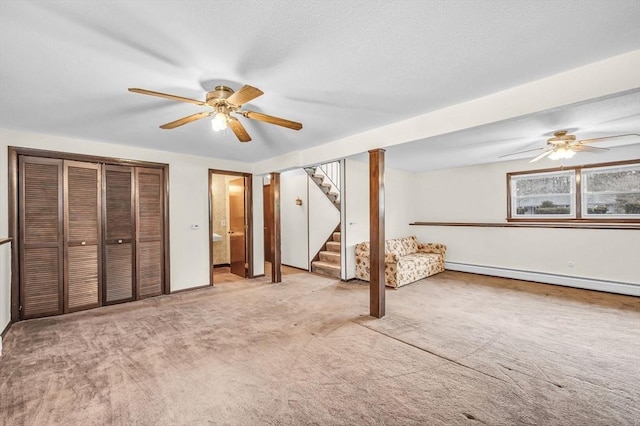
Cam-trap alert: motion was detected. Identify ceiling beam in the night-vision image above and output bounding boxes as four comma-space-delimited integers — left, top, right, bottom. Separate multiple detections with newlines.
253, 50, 640, 175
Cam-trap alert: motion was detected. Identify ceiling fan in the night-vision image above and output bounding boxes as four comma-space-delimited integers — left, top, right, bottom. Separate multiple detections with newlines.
500, 130, 640, 163
128, 84, 302, 142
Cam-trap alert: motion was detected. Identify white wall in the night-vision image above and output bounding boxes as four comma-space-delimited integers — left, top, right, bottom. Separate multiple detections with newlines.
0, 243, 10, 338
0, 128, 260, 333
252, 175, 265, 277
279, 168, 341, 270
280, 169, 309, 269
343, 158, 414, 279
409, 144, 640, 290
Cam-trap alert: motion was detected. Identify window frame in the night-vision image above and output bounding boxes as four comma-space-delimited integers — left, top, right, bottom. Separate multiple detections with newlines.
507, 159, 640, 223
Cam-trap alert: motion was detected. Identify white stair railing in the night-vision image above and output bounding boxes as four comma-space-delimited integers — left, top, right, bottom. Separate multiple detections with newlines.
319, 161, 340, 193
304, 160, 341, 210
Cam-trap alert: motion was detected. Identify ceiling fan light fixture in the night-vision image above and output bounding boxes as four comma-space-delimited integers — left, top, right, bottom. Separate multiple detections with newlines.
549, 146, 575, 161
211, 112, 228, 132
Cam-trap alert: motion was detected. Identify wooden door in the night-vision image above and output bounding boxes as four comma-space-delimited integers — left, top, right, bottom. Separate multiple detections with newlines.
135, 167, 164, 299
103, 165, 135, 304
263, 184, 272, 263
64, 161, 101, 312
229, 178, 246, 277
19, 156, 64, 319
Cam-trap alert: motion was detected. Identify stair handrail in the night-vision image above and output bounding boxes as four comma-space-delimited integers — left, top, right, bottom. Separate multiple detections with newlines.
318, 161, 340, 193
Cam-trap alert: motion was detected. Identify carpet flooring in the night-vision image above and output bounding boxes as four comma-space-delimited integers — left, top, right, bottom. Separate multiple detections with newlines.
1, 271, 639, 425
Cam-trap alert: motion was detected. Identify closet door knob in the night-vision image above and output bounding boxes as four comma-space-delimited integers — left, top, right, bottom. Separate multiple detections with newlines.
81, 241, 86, 246
118, 239, 123, 244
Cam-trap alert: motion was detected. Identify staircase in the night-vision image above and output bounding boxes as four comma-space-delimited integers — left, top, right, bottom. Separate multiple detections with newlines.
306, 161, 342, 279
311, 230, 341, 279
304, 163, 341, 211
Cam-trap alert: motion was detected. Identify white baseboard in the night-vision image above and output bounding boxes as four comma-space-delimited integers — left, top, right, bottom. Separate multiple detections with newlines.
445, 262, 640, 297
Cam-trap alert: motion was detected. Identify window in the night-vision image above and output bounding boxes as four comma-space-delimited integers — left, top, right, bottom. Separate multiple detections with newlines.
582, 163, 640, 218
508, 160, 640, 222
510, 170, 576, 218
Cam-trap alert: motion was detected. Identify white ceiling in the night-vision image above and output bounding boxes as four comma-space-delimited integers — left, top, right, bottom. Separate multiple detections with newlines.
1, 1, 639, 171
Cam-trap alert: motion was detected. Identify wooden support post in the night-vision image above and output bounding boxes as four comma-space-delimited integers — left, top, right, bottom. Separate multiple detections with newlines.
369, 149, 385, 318
270, 172, 282, 283
9, 148, 20, 321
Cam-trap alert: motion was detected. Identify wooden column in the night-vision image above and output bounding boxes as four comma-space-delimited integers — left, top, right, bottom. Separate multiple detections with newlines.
270, 172, 282, 283
9, 148, 20, 322
369, 149, 385, 318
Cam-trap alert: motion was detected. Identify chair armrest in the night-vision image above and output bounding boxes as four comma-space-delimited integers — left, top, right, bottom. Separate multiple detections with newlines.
417, 243, 447, 256
385, 252, 399, 263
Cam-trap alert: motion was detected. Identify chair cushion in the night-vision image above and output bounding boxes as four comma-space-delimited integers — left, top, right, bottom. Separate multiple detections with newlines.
401, 236, 418, 255
385, 238, 407, 257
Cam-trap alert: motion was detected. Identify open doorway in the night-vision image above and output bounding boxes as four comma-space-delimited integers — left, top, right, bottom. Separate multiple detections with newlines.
209, 169, 253, 286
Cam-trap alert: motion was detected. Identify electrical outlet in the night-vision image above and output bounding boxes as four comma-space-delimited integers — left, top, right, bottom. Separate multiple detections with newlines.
567, 261, 575, 267
221, 220, 226, 226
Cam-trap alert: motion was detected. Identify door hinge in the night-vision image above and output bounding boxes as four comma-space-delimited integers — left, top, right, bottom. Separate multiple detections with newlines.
19, 305, 22, 311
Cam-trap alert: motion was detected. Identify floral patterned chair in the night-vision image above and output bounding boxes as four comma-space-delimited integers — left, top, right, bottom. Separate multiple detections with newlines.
355, 236, 446, 288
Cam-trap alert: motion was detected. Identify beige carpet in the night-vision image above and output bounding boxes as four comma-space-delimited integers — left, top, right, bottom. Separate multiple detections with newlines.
1, 271, 639, 425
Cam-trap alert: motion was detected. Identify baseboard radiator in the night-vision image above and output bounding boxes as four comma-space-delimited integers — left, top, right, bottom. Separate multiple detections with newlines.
445, 262, 640, 297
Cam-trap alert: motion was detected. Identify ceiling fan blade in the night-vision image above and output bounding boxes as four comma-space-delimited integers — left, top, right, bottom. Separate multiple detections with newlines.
227, 116, 252, 142
572, 145, 609, 153
578, 133, 640, 144
226, 85, 264, 106
529, 148, 554, 163
499, 147, 545, 158
241, 110, 303, 130
129, 88, 206, 106
159, 111, 213, 129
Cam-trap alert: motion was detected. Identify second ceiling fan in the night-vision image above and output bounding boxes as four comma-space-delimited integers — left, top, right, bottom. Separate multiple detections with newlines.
500, 130, 640, 163
128, 84, 302, 142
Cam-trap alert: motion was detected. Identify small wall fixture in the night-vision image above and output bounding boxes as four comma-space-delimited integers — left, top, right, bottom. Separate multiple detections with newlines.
295, 197, 303, 206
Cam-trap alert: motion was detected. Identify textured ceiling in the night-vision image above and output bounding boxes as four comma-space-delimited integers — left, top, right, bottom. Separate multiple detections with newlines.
381, 90, 640, 172
1, 1, 639, 170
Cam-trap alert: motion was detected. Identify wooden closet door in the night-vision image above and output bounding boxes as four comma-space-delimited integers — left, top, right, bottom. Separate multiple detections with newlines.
103, 165, 135, 304
135, 167, 164, 298
64, 161, 101, 312
19, 156, 64, 319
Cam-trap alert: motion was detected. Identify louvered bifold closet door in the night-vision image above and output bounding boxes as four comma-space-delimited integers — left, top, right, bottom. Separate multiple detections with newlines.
19, 156, 64, 319
64, 161, 101, 312
103, 165, 135, 304
136, 167, 164, 298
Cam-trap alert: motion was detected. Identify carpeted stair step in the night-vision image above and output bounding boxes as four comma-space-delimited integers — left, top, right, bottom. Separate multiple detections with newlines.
332, 232, 340, 242
327, 192, 338, 202
319, 250, 340, 264
326, 241, 340, 252
311, 260, 341, 278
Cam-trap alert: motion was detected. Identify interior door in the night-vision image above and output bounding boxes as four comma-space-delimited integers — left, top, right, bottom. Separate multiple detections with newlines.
103, 165, 135, 304
135, 167, 164, 299
64, 160, 101, 312
229, 177, 246, 277
263, 184, 272, 263
19, 156, 64, 319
